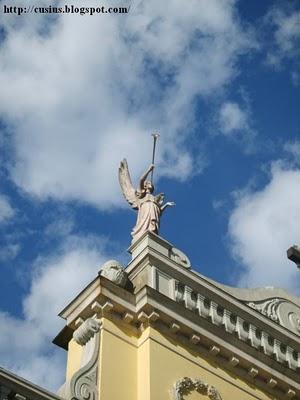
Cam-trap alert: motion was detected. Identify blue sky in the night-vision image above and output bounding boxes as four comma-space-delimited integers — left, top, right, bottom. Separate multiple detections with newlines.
0, 0, 299, 391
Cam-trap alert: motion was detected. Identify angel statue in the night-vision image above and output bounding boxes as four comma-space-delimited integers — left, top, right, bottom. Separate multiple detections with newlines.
118, 159, 175, 243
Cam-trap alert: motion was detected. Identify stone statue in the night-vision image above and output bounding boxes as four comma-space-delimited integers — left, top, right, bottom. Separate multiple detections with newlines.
118, 159, 175, 242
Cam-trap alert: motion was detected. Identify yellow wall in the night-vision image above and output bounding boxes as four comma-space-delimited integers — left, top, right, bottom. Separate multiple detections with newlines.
146, 328, 274, 400
99, 318, 137, 400
65, 318, 275, 400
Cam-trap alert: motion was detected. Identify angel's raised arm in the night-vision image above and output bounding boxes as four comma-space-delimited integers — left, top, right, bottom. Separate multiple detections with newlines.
138, 164, 154, 192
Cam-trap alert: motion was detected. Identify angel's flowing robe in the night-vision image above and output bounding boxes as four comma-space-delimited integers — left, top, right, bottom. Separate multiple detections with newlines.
132, 193, 161, 242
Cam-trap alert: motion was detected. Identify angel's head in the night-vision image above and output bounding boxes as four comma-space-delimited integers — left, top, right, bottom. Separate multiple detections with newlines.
144, 180, 154, 193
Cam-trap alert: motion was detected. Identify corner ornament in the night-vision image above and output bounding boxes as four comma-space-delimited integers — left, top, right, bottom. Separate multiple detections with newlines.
172, 377, 222, 400
69, 319, 101, 400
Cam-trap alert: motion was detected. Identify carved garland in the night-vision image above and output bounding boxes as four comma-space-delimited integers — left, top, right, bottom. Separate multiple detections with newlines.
173, 377, 222, 400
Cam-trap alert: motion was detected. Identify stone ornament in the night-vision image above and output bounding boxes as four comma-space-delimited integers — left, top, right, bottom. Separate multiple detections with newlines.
247, 298, 300, 336
170, 247, 191, 269
73, 318, 101, 346
172, 377, 222, 400
99, 260, 128, 288
67, 320, 102, 400
247, 299, 280, 322
70, 334, 99, 400
278, 301, 300, 335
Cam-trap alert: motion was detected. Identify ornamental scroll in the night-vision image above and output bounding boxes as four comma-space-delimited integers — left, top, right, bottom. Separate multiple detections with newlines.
65, 318, 101, 400
247, 298, 300, 336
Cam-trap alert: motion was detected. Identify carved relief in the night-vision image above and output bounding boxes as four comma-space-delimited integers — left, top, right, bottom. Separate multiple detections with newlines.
247, 299, 281, 322
247, 298, 300, 336
170, 247, 191, 269
278, 301, 300, 335
172, 377, 222, 400
65, 319, 101, 400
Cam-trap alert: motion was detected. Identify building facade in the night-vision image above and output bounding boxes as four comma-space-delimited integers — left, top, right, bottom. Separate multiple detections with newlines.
1, 232, 300, 400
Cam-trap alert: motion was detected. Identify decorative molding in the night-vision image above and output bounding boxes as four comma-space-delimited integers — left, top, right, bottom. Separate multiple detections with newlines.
90, 301, 114, 316
172, 377, 222, 400
170, 322, 180, 333
190, 334, 200, 344
267, 378, 277, 388
173, 282, 300, 371
209, 346, 220, 356
228, 357, 239, 367
248, 368, 258, 378
123, 312, 134, 323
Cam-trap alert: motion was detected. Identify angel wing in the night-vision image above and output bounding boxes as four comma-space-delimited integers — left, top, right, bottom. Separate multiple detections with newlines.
118, 159, 139, 209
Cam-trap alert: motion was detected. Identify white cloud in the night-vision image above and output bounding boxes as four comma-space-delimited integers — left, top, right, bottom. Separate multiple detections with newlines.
284, 140, 300, 163
45, 217, 75, 237
271, 8, 300, 57
0, 0, 255, 208
291, 70, 300, 86
0, 234, 110, 390
228, 164, 300, 294
265, 6, 300, 81
218, 101, 248, 135
0, 243, 20, 261
212, 198, 226, 211
0, 195, 15, 222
